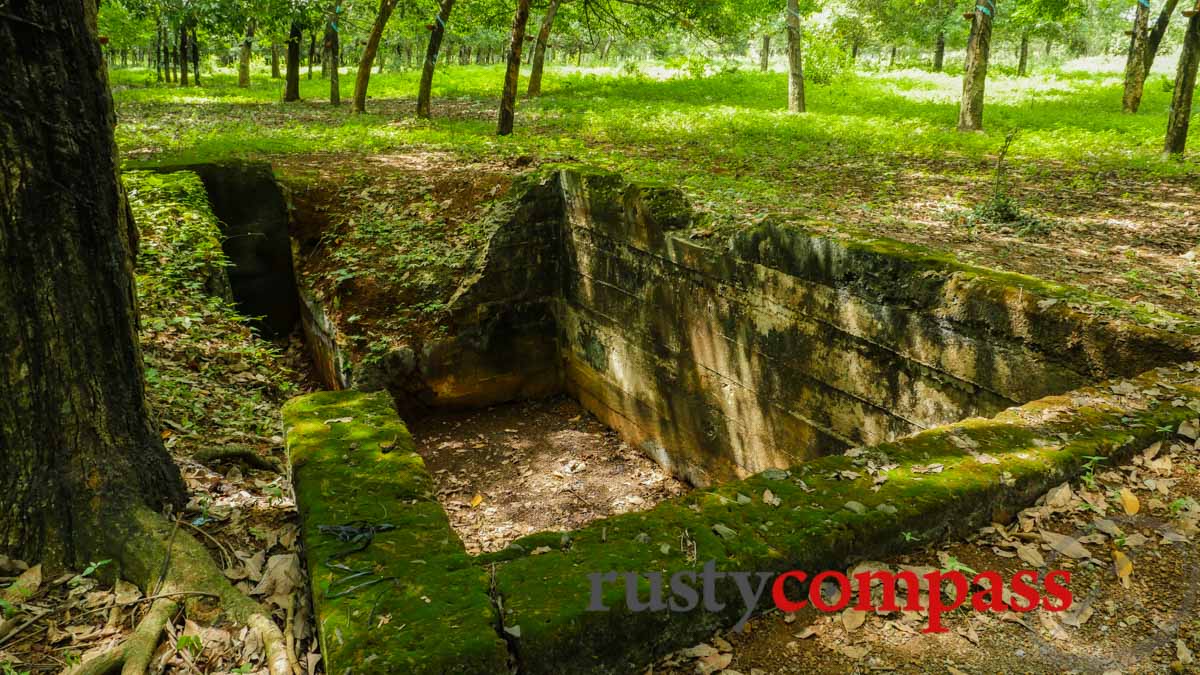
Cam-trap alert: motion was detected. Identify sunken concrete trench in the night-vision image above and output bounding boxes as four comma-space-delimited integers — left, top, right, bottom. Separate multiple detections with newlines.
170, 161, 1200, 673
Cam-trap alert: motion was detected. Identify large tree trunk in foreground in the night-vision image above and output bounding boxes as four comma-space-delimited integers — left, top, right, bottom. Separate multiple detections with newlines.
1165, 10, 1200, 155
238, 20, 255, 87
284, 21, 302, 101
1145, 0, 1181, 73
1, 0, 185, 573
417, 0, 455, 118
1017, 31, 1029, 76
786, 0, 805, 113
958, 0, 995, 132
353, 0, 400, 114
528, 0, 561, 96
1, 5, 294, 673
933, 32, 945, 71
1123, 0, 1150, 113
498, 0, 533, 135
761, 34, 771, 72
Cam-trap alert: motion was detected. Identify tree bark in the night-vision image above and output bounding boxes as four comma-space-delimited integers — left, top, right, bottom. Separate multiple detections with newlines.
238, 20, 255, 88
179, 24, 189, 86
352, 0, 399, 114
889, 45, 896, 67
308, 32, 316, 79
1165, 10, 1200, 155
1145, 0, 1181, 73
154, 20, 163, 82
958, 0, 995, 132
418, 0, 456, 118
1017, 31, 1029, 77
786, 0, 805, 113
1123, 0, 1150, 113
934, 32, 945, 71
284, 22, 302, 101
270, 43, 280, 78
0, 0, 187, 568
528, 0, 561, 96
760, 34, 771, 72
190, 25, 200, 85
326, 7, 341, 105
498, 0, 533, 135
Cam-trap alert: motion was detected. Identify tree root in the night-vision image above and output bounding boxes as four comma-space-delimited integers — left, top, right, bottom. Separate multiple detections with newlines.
74, 505, 292, 675
191, 445, 282, 473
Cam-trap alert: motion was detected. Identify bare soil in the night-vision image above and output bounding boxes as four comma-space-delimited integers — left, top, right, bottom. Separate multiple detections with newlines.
408, 395, 690, 555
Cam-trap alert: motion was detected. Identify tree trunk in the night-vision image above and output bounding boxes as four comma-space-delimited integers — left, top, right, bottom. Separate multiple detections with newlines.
498, 0, 533, 135
418, 0, 457, 118
353, 0, 399, 114
1165, 10, 1200, 155
179, 24, 189, 86
155, 21, 162, 82
1123, 0, 1150, 113
528, 0, 560, 96
601, 38, 613, 64
326, 7, 341, 105
1017, 31, 1029, 77
761, 34, 771, 71
889, 45, 896, 68
190, 25, 200, 85
934, 32, 945, 71
1145, 0, 1181, 73
851, 42, 859, 63
308, 32, 316, 79
238, 20, 255, 87
271, 43, 280, 78
0, 0, 187, 569
958, 0, 995, 132
786, 0, 805, 113
284, 22, 302, 101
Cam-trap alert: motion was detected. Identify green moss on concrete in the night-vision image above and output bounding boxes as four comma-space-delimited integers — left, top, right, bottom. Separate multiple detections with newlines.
283, 391, 508, 675
492, 366, 1200, 674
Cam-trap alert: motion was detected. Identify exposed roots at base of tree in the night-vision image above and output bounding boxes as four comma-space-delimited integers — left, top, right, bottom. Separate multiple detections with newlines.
69, 505, 292, 675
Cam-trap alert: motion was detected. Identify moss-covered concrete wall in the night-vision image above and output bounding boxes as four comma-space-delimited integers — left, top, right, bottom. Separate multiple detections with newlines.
554, 169, 1200, 485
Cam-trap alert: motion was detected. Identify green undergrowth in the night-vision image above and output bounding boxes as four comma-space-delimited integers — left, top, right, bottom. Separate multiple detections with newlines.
127, 170, 299, 457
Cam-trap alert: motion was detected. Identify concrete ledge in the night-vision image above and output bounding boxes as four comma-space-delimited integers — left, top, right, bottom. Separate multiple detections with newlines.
491, 364, 1200, 673
283, 391, 508, 674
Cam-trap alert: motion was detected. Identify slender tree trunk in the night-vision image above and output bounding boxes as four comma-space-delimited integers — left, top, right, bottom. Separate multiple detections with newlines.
1165, 10, 1200, 155
1123, 0, 1151, 113
958, 0, 995, 132
326, 7, 341, 105
889, 45, 897, 68
786, 0, 805, 113
851, 42, 859, 63
308, 32, 316, 79
190, 25, 199, 85
934, 32, 945, 71
528, 0, 561, 96
601, 38, 613, 64
1145, 0, 1181, 73
352, 0, 399, 114
271, 43, 281, 78
238, 20, 255, 87
498, 0, 533, 135
0, 0, 187, 568
417, 0, 456, 118
154, 21, 162, 82
760, 34, 771, 71
179, 24, 189, 86
284, 22, 302, 101
1017, 31, 1029, 77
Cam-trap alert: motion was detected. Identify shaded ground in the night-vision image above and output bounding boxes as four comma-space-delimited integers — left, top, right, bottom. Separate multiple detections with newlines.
657, 415, 1200, 675
409, 395, 689, 554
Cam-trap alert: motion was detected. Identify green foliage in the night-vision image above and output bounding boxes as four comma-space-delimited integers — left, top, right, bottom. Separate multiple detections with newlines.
802, 26, 854, 84
966, 131, 1055, 236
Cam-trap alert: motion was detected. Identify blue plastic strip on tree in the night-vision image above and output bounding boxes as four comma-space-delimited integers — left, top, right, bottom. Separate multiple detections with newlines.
1137, 0, 1150, 7
436, 15, 446, 29
976, 5, 992, 15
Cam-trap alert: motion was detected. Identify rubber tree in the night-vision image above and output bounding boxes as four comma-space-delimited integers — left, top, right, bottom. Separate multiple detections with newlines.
498, 0, 533, 135
1017, 30, 1029, 75
238, 19, 255, 87
417, 0, 457, 118
326, 3, 341, 104
1145, 0, 1181, 73
957, 0, 995, 132
786, 0, 805, 112
1165, 4, 1200, 155
1122, 0, 1150, 113
528, 0, 563, 96
352, 0, 400, 113
0, 2, 290, 673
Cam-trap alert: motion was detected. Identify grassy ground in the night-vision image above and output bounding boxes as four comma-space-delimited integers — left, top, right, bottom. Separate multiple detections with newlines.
112, 60, 1200, 315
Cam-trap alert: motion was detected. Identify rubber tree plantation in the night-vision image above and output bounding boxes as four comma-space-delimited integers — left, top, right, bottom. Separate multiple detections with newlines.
3, 0, 1200, 673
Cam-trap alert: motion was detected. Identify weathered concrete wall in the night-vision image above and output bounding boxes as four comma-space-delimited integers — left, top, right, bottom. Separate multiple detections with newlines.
295, 166, 1200, 485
